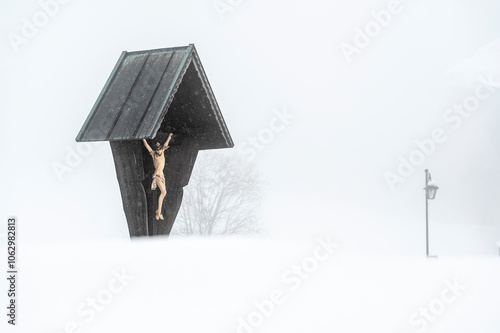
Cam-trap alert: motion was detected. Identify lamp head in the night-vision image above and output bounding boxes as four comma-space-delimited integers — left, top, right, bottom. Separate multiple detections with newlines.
426, 180, 439, 200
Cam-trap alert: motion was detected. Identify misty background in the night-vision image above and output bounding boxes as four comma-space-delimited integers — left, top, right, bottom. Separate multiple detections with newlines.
2, 0, 500, 255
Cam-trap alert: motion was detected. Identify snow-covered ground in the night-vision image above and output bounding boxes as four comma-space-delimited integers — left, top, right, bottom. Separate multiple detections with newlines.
0, 236, 498, 333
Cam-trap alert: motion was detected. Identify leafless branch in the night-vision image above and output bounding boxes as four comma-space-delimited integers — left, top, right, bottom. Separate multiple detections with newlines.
171, 151, 264, 236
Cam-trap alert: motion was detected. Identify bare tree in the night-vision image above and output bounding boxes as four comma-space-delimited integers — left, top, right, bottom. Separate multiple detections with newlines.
171, 151, 264, 236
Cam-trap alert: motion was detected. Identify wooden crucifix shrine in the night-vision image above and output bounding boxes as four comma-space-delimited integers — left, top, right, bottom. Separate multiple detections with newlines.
76, 44, 233, 237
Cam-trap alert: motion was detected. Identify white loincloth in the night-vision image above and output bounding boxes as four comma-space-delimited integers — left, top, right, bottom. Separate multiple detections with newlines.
151, 174, 165, 190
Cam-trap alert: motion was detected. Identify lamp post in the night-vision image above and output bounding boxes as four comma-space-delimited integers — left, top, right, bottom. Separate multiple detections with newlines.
424, 169, 439, 257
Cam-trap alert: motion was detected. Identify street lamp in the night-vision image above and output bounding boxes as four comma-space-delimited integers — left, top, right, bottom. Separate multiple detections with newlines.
424, 169, 439, 257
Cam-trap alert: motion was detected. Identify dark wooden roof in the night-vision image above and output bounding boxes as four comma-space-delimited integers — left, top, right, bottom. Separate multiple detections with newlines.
76, 44, 233, 150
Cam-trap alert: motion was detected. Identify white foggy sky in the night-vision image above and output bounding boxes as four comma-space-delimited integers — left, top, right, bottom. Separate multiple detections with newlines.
1, 0, 500, 256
